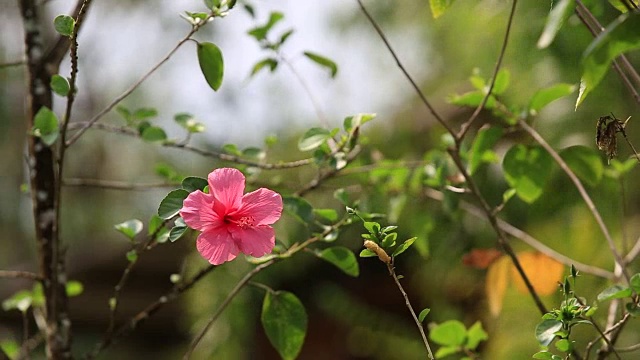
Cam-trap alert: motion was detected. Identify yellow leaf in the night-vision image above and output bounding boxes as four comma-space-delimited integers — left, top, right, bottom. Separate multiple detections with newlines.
511, 252, 564, 296
486, 256, 511, 316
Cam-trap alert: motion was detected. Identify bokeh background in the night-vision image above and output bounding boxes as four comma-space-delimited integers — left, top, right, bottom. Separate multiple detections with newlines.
1, 0, 640, 359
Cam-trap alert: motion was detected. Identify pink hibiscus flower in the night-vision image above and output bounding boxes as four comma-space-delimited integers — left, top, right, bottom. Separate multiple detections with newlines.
180, 168, 283, 265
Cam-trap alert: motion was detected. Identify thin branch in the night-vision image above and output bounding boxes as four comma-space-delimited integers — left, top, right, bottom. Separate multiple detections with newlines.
575, 1, 640, 105
42, 0, 88, 70
424, 188, 614, 279
387, 263, 435, 359
65, 122, 314, 169
279, 54, 329, 128
182, 259, 275, 359
447, 149, 548, 315
457, 0, 518, 140
519, 120, 630, 284
63, 178, 178, 190
65, 15, 213, 147
624, 235, 640, 264
84, 265, 217, 359
294, 146, 361, 196
355, 0, 455, 136
0, 270, 42, 281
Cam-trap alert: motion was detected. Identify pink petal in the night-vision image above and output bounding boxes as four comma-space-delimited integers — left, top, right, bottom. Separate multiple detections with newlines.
208, 168, 245, 213
180, 190, 221, 232
196, 230, 240, 265
238, 188, 283, 225
232, 226, 275, 258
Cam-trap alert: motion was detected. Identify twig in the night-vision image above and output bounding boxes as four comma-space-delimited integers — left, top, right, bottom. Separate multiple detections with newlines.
63, 178, 178, 190
65, 122, 314, 169
84, 265, 216, 359
294, 146, 361, 196
424, 188, 614, 279
624, 235, 640, 264
355, 0, 455, 136
182, 260, 275, 359
15, 333, 44, 360
457, 0, 518, 140
519, 120, 630, 284
0, 270, 42, 281
65, 14, 214, 147
279, 54, 329, 128
387, 263, 435, 359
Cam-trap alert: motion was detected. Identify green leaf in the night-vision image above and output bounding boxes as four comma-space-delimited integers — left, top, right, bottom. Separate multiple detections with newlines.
243, 147, 266, 160
359, 249, 377, 258
261, 291, 308, 360
2, 290, 32, 312
169, 225, 188, 242
53, 15, 75, 37
537, 0, 575, 49
141, 126, 167, 142
343, 113, 376, 132
50, 74, 70, 96
429, 320, 467, 347
126, 250, 138, 263
174, 113, 205, 133
434, 346, 460, 358
465, 321, 488, 350
334, 189, 350, 205
529, 83, 576, 114
298, 127, 331, 151
317, 247, 359, 277
250, 58, 278, 77
469, 126, 503, 174
555, 338, 572, 352
392, 237, 417, 257
33, 106, 59, 146
0, 340, 19, 359
418, 308, 431, 323
630, 272, 640, 293
222, 143, 242, 156
182, 176, 208, 192
313, 208, 338, 223
491, 69, 510, 95
429, 0, 456, 19
158, 189, 190, 219
533, 351, 555, 360
502, 145, 554, 203
363, 221, 380, 236
597, 284, 632, 302
577, 13, 640, 108
114, 219, 143, 240
535, 319, 563, 346
559, 146, 604, 187
66, 281, 84, 297
248, 12, 284, 41
148, 215, 165, 236
303, 51, 338, 78
283, 196, 314, 223
197, 42, 224, 91
609, 0, 640, 12
448, 91, 497, 109
132, 108, 158, 121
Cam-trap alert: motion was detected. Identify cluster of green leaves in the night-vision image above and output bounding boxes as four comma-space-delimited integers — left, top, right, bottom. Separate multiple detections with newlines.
534, 266, 595, 358
246, 10, 337, 78
2, 281, 83, 313
431, 0, 640, 109
448, 69, 619, 205
429, 320, 488, 359
116, 106, 206, 143
348, 207, 416, 262
298, 113, 375, 169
